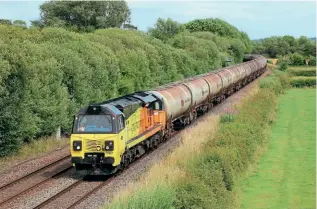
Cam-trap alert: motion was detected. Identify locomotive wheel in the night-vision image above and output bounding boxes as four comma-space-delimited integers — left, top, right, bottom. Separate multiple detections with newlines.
120, 152, 131, 169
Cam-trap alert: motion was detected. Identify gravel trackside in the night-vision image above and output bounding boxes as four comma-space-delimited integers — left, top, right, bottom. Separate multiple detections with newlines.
0, 145, 70, 189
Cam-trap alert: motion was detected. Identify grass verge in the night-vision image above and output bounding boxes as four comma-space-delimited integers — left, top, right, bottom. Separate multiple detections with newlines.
239, 88, 316, 209
0, 137, 69, 172
105, 70, 284, 209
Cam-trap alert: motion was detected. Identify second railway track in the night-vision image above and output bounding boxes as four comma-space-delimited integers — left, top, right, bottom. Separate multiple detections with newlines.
0, 155, 72, 209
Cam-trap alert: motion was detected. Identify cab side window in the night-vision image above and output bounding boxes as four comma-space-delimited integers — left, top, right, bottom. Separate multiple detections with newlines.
118, 116, 124, 131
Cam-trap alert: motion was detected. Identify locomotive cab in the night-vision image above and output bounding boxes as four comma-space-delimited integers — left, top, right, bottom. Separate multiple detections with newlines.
70, 104, 126, 175
70, 91, 166, 175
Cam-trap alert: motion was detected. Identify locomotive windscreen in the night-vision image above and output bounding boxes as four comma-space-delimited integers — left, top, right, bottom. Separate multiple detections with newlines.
73, 114, 113, 133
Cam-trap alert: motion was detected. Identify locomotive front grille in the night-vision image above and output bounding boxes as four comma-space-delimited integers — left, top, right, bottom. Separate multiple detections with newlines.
85, 139, 102, 152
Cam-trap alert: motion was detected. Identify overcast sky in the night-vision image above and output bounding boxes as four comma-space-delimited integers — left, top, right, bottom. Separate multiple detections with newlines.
0, 0, 316, 40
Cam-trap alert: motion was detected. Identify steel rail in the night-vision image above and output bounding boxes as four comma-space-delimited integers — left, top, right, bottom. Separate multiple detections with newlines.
0, 165, 73, 207
0, 155, 71, 191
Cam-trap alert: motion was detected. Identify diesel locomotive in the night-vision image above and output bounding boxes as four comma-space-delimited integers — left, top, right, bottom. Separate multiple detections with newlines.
70, 55, 267, 175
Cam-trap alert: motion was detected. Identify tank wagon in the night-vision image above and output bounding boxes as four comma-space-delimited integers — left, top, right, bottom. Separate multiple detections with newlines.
70, 55, 267, 175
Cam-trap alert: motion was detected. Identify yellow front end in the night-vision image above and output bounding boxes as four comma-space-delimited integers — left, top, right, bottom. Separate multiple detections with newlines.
70, 130, 126, 174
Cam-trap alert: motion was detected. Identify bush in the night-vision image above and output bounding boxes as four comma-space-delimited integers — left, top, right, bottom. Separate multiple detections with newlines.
290, 53, 305, 65
290, 77, 316, 88
278, 61, 288, 71
278, 73, 291, 89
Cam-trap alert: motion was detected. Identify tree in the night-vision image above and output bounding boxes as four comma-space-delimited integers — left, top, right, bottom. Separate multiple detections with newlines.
122, 23, 137, 30
297, 36, 316, 57
30, 20, 45, 28
185, 18, 241, 39
12, 20, 27, 28
0, 19, 12, 25
184, 18, 252, 52
36, 1, 131, 32
148, 18, 186, 42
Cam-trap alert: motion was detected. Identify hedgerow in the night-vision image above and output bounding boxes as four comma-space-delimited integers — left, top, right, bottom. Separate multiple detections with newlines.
290, 77, 316, 88
0, 23, 251, 157
288, 68, 316, 77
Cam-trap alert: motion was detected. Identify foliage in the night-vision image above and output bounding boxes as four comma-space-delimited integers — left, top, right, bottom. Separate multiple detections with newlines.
252, 35, 316, 66
33, 1, 131, 32
289, 52, 305, 65
186, 18, 240, 38
148, 18, 186, 42
184, 18, 253, 53
290, 77, 316, 88
0, 19, 12, 25
308, 56, 316, 66
278, 61, 288, 71
12, 20, 27, 28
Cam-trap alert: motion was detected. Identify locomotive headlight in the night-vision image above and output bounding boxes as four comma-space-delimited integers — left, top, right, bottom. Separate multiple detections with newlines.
105, 140, 114, 151
73, 140, 82, 151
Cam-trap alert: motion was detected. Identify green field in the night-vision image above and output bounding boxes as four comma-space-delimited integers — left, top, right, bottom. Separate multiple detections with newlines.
240, 89, 316, 209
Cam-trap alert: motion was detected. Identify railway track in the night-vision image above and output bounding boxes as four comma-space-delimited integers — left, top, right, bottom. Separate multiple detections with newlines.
32, 153, 153, 209
0, 155, 72, 208
0, 144, 70, 176
32, 177, 111, 209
